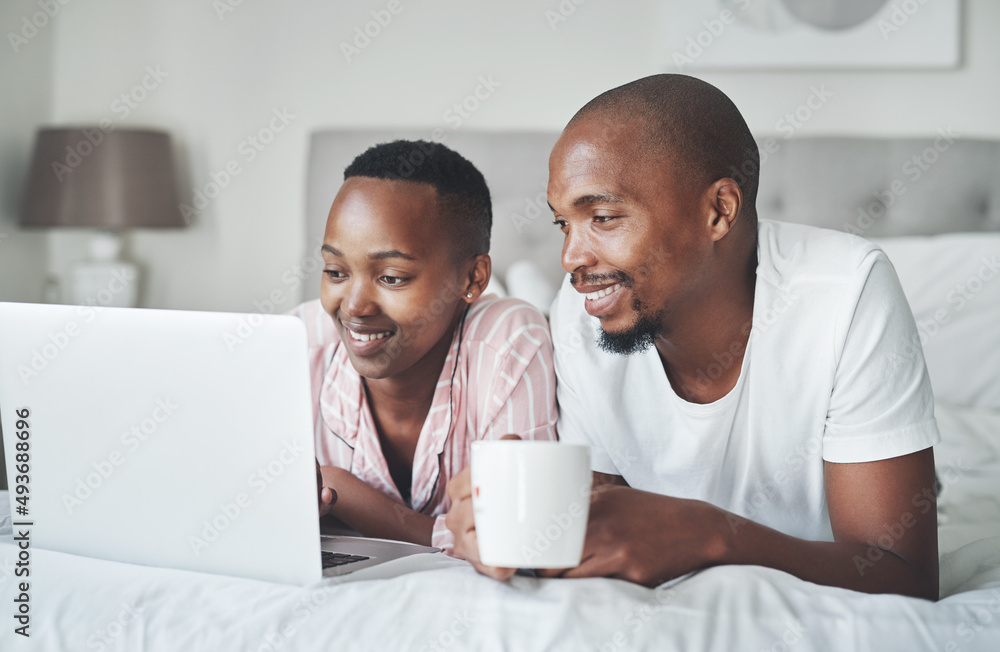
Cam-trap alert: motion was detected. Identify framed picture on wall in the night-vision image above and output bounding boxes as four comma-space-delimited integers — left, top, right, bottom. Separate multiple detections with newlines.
662, 0, 961, 70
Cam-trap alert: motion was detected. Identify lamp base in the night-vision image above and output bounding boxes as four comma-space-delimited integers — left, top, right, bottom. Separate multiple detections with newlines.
71, 261, 139, 308
70, 233, 139, 307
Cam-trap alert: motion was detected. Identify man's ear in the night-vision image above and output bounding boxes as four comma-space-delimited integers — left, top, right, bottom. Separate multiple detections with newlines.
706, 178, 743, 243
463, 254, 492, 303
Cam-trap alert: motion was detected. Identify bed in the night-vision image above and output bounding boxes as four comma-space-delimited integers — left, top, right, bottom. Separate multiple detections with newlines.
2, 132, 999, 650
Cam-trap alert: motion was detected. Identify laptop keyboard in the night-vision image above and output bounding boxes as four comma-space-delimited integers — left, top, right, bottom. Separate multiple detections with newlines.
321, 551, 371, 569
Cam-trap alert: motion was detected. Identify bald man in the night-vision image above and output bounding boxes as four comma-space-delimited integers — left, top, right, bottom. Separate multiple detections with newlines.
446, 75, 939, 600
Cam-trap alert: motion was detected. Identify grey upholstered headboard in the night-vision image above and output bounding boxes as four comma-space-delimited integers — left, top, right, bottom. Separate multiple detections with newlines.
304, 130, 1000, 301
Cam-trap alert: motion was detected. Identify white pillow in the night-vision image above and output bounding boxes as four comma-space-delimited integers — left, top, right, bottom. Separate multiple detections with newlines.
483, 274, 507, 299
505, 260, 557, 317
871, 234, 1000, 410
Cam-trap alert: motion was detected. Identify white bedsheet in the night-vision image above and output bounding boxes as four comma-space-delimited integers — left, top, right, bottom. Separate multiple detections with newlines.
2, 402, 999, 651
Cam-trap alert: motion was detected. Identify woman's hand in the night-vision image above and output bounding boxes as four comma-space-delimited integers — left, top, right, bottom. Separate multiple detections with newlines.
316, 458, 337, 517
320, 465, 435, 545
445, 466, 518, 580
445, 433, 528, 584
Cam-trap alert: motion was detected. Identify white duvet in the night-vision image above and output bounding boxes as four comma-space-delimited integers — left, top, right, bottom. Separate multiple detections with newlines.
2, 401, 999, 651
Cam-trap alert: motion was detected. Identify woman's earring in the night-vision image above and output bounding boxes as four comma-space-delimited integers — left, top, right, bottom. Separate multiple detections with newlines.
466, 292, 473, 299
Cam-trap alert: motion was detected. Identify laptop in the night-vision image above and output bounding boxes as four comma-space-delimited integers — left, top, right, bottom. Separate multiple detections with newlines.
0, 301, 439, 585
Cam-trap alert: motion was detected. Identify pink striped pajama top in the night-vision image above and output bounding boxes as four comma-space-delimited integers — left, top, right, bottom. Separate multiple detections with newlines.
290, 294, 557, 554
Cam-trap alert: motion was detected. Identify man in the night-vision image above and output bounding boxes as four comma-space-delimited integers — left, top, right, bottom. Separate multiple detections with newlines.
445, 74, 940, 600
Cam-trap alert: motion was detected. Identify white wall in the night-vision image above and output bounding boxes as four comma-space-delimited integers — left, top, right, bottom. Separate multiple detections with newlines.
9, 0, 1000, 311
0, 0, 59, 489
0, 0, 55, 302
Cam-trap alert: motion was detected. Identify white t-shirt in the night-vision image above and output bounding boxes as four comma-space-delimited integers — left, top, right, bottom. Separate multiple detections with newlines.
550, 219, 940, 542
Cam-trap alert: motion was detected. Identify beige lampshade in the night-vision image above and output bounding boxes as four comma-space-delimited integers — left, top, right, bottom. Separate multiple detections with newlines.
20, 128, 185, 229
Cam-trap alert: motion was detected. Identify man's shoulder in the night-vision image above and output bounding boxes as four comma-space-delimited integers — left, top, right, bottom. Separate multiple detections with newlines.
758, 219, 883, 287
287, 299, 340, 349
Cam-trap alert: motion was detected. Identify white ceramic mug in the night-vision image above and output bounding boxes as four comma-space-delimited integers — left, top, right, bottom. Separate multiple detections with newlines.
471, 440, 591, 568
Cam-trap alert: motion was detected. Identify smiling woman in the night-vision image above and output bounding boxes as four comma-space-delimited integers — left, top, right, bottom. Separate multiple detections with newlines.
288, 141, 557, 555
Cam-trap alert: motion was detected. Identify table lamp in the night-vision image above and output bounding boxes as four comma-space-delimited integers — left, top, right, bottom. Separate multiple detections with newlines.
20, 128, 185, 307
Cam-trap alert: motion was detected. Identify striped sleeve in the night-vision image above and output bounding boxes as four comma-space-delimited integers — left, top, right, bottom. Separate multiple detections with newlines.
472, 302, 558, 442
432, 299, 558, 557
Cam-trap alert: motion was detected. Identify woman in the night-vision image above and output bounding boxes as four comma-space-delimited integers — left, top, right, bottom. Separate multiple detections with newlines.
296, 140, 556, 555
